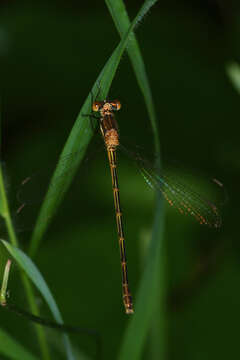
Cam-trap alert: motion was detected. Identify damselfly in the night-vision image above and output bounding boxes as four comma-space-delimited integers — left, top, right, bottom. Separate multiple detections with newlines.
92, 99, 134, 314
90, 99, 222, 314
16, 99, 222, 315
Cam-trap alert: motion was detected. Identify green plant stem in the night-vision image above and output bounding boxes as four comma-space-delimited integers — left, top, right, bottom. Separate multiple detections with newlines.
119, 195, 165, 360
149, 241, 167, 360
21, 274, 51, 360
0, 169, 18, 248
139, 229, 167, 359
0, 259, 11, 305
0, 166, 50, 360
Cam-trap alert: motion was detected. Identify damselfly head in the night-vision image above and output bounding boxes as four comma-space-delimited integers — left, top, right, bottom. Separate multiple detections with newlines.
92, 100, 121, 112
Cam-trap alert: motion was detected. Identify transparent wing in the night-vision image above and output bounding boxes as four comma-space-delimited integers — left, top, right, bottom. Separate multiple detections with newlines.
129, 150, 222, 229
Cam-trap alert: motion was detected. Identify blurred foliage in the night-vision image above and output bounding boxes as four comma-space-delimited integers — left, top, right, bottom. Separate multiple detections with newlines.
0, 0, 240, 359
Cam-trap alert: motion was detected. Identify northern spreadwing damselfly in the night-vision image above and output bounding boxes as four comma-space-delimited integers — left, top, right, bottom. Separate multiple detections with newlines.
16, 98, 222, 314
91, 99, 221, 314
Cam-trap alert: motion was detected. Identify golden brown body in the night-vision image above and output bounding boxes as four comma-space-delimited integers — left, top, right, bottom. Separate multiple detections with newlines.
92, 100, 133, 314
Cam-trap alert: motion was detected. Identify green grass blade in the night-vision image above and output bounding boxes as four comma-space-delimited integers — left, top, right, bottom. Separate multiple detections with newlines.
0, 327, 38, 360
1, 240, 75, 360
0, 259, 12, 306
226, 62, 240, 94
0, 164, 18, 247
118, 196, 165, 360
29, 0, 159, 257
105, 0, 160, 154
148, 241, 167, 360
122, 201, 165, 359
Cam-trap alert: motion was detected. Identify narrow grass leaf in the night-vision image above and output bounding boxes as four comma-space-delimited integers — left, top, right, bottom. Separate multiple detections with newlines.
0, 159, 18, 247
118, 197, 165, 360
0, 96, 2, 156
1, 240, 75, 360
0, 327, 37, 360
227, 62, 240, 94
0, 165, 8, 217
29, 0, 160, 257
105, 0, 160, 154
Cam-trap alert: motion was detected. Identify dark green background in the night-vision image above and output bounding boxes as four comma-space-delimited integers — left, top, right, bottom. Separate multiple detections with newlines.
0, 1, 239, 359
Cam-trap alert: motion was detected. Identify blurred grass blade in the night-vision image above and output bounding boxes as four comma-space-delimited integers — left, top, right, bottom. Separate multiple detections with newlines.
0, 259, 12, 306
119, 197, 165, 360
29, 0, 159, 257
0, 327, 38, 360
148, 241, 167, 360
0, 180, 4, 216
138, 228, 166, 360
226, 62, 240, 94
0, 96, 2, 156
0, 164, 18, 247
1, 240, 75, 360
0, 100, 4, 216
105, 0, 160, 154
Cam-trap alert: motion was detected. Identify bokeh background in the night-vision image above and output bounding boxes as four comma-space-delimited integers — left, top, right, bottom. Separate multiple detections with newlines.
0, 0, 240, 359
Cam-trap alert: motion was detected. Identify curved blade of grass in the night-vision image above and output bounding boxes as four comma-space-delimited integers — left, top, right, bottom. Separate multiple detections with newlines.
29, 0, 159, 257
106, 1, 165, 359
105, 0, 160, 155
226, 62, 240, 94
0, 327, 38, 360
0, 164, 18, 247
1, 240, 75, 360
118, 196, 164, 360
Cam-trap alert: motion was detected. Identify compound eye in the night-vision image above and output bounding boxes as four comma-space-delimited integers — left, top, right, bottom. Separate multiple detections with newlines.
92, 101, 101, 112
112, 100, 121, 111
